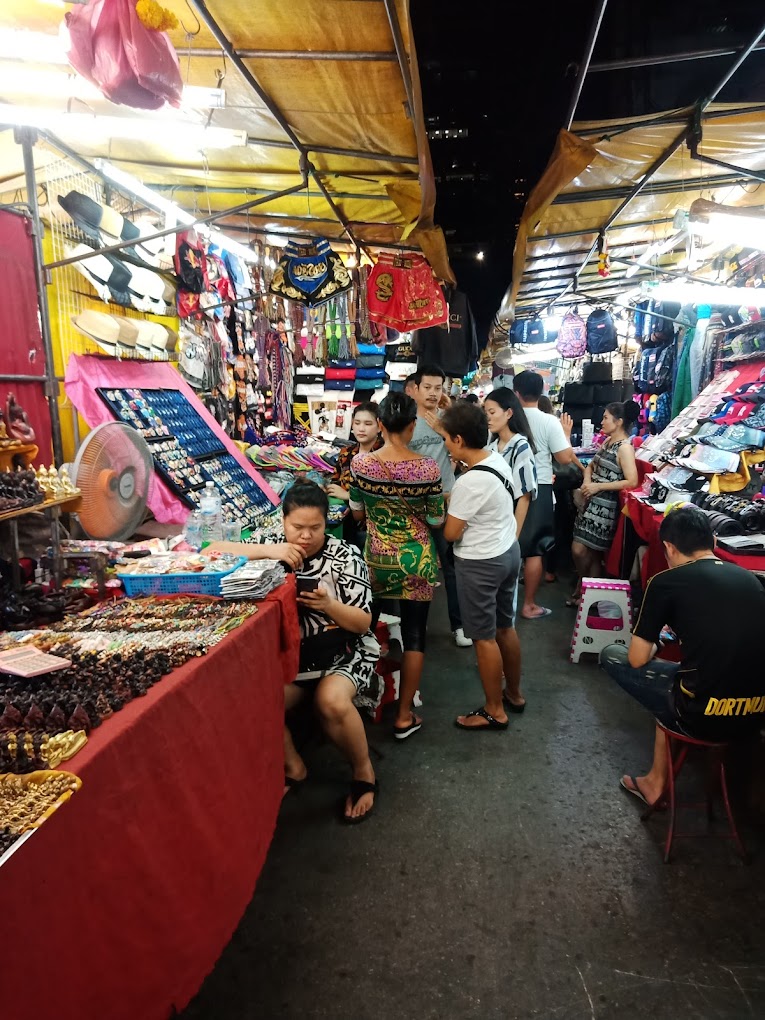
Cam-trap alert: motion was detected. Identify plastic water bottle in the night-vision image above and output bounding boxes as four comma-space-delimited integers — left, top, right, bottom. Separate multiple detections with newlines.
199, 482, 222, 543
184, 510, 204, 551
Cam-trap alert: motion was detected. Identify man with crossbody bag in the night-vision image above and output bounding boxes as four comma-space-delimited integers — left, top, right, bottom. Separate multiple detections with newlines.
440, 401, 526, 731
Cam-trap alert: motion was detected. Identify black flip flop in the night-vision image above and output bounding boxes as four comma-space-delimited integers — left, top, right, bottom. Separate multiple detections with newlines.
455, 707, 509, 731
502, 691, 526, 714
394, 715, 422, 741
341, 779, 378, 825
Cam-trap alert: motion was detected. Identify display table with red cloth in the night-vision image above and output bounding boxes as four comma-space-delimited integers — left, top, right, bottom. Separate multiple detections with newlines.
605, 491, 765, 583
0, 580, 299, 1020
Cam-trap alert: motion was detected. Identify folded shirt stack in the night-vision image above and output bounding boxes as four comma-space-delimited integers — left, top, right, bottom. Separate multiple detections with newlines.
295, 365, 325, 397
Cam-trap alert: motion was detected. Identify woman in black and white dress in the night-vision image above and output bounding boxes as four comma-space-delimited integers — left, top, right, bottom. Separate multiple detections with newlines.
280, 479, 381, 824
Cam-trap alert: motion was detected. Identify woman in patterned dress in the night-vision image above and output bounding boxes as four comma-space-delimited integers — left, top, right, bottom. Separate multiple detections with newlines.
350, 393, 444, 740
571, 401, 640, 598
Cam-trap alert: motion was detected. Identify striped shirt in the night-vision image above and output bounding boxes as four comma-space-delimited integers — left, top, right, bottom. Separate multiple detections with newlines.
488, 434, 538, 504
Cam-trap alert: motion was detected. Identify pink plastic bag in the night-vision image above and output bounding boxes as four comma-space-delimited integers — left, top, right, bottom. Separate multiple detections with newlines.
66, 0, 182, 110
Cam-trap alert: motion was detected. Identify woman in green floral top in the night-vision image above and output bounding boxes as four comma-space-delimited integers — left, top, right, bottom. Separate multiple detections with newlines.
350, 393, 445, 741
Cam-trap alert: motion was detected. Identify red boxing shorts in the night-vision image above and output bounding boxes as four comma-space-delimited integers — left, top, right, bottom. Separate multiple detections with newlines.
367, 253, 447, 331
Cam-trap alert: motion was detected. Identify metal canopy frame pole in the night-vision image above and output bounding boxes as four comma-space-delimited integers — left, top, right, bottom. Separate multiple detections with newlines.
179, 48, 397, 61
575, 103, 765, 138
43, 180, 308, 272
526, 215, 676, 242
687, 146, 765, 185
565, 0, 609, 130
551, 171, 747, 204
18, 127, 64, 466
187, 0, 373, 259
590, 42, 765, 73
549, 19, 765, 308
381, 0, 416, 120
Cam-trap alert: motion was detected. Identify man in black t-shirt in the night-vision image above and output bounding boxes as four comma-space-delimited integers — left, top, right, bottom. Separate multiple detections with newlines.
600, 507, 765, 807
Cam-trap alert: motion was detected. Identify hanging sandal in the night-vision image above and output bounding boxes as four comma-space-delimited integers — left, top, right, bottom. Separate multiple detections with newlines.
455, 708, 509, 731
341, 779, 378, 825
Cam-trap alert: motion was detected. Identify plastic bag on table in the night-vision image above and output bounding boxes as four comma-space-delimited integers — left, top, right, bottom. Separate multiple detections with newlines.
66, 0, 182, 110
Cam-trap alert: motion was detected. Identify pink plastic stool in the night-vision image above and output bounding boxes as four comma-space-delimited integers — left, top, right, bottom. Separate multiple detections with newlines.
570, 578, 632, 663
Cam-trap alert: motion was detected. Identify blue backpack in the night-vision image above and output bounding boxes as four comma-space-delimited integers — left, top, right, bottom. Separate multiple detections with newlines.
586, 309, 617, 354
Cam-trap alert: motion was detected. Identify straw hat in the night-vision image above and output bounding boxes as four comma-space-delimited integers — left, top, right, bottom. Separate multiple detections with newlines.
71, 310, 139, 354
132, 319, 178, 352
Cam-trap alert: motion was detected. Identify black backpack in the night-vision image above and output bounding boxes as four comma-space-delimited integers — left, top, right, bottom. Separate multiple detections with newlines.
586, 308, 617, 354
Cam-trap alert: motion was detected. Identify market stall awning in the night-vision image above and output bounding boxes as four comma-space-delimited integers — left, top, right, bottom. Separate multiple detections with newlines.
498, 102, 765, 322
0, 0, 453, 281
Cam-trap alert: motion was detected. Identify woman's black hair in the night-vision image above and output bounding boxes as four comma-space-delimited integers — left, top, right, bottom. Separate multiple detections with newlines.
282, 477, 328, 519
353, 400, 380, 419
463, 393, 480, 404
378, 392, 418, 433
483, 386, 537, 454
606, 400, 640, 430
440, 401, 489, 450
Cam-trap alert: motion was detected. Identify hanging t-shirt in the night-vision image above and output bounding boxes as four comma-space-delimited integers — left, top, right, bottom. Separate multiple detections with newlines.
522, 407, 570, 486
410, 416, 455, 493
412, 289, 479, 378
448, 451, 517, 559
633, 557, 765, 738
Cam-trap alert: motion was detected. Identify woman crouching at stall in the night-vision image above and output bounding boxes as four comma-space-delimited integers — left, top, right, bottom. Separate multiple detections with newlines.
440, 401, 523, 730
280, 478, 381, 823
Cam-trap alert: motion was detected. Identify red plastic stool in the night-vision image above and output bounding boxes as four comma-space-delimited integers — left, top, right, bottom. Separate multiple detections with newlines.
642, 721, 749, 863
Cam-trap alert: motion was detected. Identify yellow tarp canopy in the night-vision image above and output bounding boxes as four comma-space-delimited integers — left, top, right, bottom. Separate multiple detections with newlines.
0, 0, 453, 281
498, 103, 765, 323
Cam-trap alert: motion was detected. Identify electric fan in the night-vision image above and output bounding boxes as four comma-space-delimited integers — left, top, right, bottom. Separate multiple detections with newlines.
494, 346, 515, 370
69, 423, 154, 540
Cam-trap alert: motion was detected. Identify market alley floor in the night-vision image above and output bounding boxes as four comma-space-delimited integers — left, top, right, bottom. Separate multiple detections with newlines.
181, 580, 765, 1020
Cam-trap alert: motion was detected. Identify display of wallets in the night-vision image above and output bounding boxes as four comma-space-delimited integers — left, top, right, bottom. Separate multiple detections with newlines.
97, 387, 272, 520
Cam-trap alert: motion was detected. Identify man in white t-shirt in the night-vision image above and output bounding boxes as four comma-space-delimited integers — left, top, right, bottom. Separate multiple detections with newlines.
513, 371, 578, 619
440, 400, 526, 729
409, 363, 471, 647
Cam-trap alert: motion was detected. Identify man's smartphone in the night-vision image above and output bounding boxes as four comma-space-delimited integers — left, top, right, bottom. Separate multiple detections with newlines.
296, 574, 320, 595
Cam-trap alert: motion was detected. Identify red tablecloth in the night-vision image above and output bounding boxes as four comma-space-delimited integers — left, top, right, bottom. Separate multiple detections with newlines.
0, 580, 299, 1020
606, 491, 765, 583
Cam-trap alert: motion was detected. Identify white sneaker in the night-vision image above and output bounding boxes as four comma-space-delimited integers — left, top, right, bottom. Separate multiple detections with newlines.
453, 628, 473, 648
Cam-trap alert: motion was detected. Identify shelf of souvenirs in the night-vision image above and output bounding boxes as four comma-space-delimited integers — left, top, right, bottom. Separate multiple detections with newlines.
0, 491, 82, 525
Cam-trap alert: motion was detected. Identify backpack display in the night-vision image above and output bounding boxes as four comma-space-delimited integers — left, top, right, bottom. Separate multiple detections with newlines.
653, 391, 672, 433
645, 300, 679, 346
634, 345, 675, 394
522, 317, 547, 345
586, 308, 618, 354
556, 311, 587, 358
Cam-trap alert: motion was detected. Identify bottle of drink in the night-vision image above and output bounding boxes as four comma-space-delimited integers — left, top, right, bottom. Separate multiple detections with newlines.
184, 510, 204, 551
199, 482, 222, 543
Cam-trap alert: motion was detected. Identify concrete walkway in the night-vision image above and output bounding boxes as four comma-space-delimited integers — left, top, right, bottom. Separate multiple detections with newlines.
182, 580, 765, 1020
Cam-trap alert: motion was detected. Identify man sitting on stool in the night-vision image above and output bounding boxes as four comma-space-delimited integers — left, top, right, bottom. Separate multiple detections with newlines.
600, 506, 765, 807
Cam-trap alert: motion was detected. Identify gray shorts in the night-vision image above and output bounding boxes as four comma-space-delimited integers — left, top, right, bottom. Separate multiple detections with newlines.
454, 544, 521, 640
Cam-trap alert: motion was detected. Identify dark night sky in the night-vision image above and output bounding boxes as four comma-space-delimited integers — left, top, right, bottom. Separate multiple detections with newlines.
410, 0, 765, 340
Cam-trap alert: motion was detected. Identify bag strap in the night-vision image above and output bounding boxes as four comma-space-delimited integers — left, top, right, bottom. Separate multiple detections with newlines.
470, 464, 515, 501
